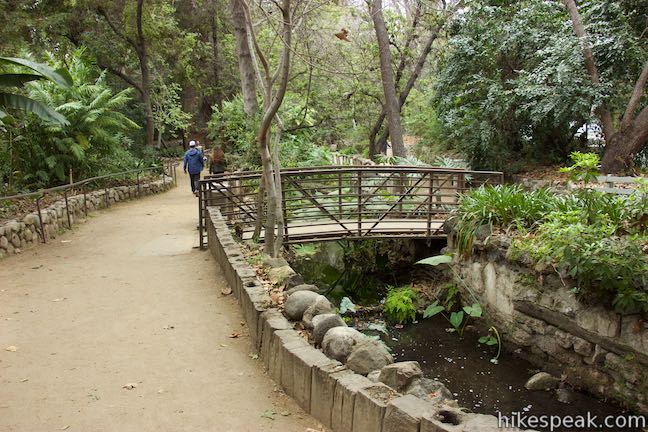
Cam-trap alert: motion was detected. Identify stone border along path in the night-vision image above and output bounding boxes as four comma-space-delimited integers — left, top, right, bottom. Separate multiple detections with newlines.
206, 207, 530, 432
0, 172, 324, 432
0, 175, 174, 260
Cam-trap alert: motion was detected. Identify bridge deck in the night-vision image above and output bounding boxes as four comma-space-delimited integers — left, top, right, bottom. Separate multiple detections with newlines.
241, 219, 445, 243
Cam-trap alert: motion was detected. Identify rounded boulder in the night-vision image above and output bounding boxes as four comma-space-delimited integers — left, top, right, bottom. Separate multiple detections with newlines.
302, 295, 334, 329
322, 327, 367, 363
346, 339, 394, 375
283, 290, 320, 320
312, 313, 346, 345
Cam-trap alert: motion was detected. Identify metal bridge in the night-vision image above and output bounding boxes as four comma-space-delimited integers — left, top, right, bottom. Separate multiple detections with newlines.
198, 165, 503, 247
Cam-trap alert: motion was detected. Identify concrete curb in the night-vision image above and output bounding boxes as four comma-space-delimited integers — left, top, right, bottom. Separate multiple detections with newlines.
206, 208, 527, 432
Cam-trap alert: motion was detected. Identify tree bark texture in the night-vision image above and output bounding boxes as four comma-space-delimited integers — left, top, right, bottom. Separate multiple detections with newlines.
230, 0, 258, 116
564, 0, 648, 172
368, 1, 421, 157
371, 0, 406, 157
136, 0, 155, 147
373, 29, 439, 155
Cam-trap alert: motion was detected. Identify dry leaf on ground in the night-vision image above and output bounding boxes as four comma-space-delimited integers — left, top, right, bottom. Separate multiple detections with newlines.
122, 383, 138, 390
5, 346, 17, 352
229, 332, 241, 338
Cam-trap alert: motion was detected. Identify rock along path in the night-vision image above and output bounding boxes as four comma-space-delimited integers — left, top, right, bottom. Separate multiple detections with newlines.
0, 172, 324, 432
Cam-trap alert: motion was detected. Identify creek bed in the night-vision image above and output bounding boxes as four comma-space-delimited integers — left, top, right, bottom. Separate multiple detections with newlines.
384, 316, 641, 432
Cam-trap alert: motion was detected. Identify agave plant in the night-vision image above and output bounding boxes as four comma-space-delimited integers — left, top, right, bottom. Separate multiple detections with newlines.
0, 56, 72, 125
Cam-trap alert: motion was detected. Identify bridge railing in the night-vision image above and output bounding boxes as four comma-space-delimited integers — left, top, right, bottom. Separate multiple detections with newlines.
199, 165, 503, 246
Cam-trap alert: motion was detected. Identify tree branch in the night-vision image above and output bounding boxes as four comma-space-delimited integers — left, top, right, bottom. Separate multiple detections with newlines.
621, 60, 648, 130
563, 0, 614, 140
96, 7, 138, 50
98, 63, 144, 96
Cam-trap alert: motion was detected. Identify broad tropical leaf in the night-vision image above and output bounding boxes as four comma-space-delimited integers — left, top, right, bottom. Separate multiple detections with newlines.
416, 255, 453, 266
0, 92, 68, 125
0, 73, 44, 87
0, 57, 73, 88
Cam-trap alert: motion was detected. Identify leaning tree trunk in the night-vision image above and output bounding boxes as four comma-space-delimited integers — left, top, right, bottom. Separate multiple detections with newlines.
374, 29, 439, 155
136, 0, 154, 147
600, 107, 648, 173
230, 0, 259, 116
371, 0, 406, 157
254, 0, 292, 257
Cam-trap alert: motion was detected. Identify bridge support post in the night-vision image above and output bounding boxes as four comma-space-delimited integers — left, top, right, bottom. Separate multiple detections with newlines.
357, 171, 362, 236
427, 173, 433, 237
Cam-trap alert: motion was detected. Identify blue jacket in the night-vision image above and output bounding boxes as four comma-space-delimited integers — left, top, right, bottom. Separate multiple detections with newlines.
183, 148, 204, 174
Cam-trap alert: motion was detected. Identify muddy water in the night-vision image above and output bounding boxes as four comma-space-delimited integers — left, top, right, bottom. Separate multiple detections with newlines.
385, 316, 642, 432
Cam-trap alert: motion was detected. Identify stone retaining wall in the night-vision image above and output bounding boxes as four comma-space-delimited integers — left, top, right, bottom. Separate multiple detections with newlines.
206, 207, 526, 432
0, 176, 174, 260
454, 243, 648, 414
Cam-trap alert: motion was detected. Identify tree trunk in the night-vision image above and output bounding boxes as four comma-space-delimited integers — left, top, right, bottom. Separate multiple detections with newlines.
374, 29, 438, 154
136, 0, 155, 147
211, 0, 223, 111
253, 0, 292, 257
371, 0, 406, 157
601, 107, 648, 173
564, 0, 648, 173
368, 2, 421, 157
231, 0, 258, 116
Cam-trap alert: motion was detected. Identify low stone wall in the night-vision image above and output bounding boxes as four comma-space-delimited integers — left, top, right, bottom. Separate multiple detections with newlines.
206, 207, 526, 432
0, 176, 174, 260
455, 243, 648, 414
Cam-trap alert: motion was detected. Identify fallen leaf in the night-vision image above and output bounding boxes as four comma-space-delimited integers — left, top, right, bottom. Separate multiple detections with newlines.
219, 343, 228, 347
221, 286, 232, 296
122, 383, 137, 390
280, 411, 291, 416
56, 426, 70, 430
52, 298, 66, 302
249, 353, 259, 360
5, 346, 17, 352
162, 325, 175, 330
60, 240, 71, 244
229, 332, 241, 339
20, 378, 29, 382
261, 409, 276, 420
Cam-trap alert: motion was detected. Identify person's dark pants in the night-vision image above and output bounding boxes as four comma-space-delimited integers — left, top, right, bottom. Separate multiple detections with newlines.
189, 173, 201, 193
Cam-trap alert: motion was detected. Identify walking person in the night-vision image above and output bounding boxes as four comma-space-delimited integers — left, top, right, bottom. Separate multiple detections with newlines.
209, 147, 227, 175
183, 140, 204, 196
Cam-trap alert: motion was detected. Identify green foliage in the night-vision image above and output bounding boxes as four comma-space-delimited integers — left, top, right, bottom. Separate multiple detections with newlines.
512, 211, 648, 314
433, 0, 646, 169
383, 286, 418, 324
292, 244, 318, 257
479, 326, 502, 364
1, 50, 141, 190
559, 152, 600, 184
452, 185, 557, 253
422, 299, 482, 338
0, 56, 72, 125
207, 95, 333, 171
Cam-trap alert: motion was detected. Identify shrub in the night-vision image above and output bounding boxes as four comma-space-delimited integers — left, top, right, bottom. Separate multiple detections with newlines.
512, 211, 648, 314
384, 286, 418, 324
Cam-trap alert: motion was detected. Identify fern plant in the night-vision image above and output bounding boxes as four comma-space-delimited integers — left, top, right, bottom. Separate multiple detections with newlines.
383, 286, 418, 324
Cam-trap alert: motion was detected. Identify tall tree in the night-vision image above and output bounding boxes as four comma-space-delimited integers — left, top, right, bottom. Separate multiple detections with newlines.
564, 0, 648, 173
230, 0, 258, 116
97, 0, 155, 147
370, 0, 406, 157
240, 0, 294, 256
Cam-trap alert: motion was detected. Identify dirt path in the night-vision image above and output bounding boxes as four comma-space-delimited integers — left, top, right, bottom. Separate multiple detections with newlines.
0, 172, 325, 432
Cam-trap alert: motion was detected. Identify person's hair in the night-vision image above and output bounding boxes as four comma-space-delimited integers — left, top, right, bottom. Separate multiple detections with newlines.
211, 147, 225, 164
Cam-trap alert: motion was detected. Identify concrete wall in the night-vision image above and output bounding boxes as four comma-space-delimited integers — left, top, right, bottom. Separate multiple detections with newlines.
0, 176, 174, 260
455, 247, 648, 414
206, 207, 524, 432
